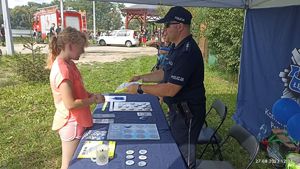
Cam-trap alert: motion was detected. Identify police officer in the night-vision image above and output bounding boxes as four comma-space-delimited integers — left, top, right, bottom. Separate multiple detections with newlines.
0, 24, 5, 46
127, 6, 206, 169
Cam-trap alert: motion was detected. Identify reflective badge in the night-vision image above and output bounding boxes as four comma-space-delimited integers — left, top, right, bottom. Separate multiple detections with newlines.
126, 155, 134, 159
171, 75, 184, 82
138, 161, 147, 167
125, 160, 135, 166
126, 150, 134, 155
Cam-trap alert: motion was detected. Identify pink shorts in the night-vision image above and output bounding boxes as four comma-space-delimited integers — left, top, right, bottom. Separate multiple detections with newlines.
58, 118, 86, 141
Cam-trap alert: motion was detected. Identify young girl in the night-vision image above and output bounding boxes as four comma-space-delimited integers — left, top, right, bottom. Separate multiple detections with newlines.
47, 27, 105, 169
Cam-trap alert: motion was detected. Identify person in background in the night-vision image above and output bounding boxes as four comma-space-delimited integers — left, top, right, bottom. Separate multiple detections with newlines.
0, 24, 5, 46
151, 29, 173, 72
141, 28, 147, 46
33, 29, 38, 41
127, 6, 206, 169
46, 27, 105, 169
49, 23, 56, 38
56, 24, 62, 35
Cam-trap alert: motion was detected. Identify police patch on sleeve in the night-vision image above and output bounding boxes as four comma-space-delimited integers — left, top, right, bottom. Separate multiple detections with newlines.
171, 75, 184, 82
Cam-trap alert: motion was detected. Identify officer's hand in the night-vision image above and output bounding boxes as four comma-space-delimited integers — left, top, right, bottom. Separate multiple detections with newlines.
129, 75, 141, 82
126, 84, 138, 94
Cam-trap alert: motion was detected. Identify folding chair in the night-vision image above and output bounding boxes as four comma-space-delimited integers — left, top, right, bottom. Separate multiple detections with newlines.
196, 124, 260, 169
197, 99, 227, 160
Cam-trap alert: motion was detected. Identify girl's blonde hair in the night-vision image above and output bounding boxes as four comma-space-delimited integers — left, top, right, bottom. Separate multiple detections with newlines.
46, 27, 88, 69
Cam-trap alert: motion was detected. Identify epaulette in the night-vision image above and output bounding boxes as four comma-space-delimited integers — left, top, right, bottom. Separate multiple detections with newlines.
184, 42, 191, 53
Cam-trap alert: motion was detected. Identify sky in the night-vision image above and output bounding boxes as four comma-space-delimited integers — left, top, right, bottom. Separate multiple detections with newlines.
8, 0, 134, 8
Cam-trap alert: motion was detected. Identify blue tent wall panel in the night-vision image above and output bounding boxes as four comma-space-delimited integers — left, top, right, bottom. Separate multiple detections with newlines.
233, 6, 300, 137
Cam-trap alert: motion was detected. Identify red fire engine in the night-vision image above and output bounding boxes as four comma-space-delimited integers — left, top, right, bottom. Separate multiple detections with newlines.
33, 5, 87, 39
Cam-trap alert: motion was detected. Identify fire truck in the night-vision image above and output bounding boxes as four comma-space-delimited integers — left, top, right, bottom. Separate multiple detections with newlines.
33, 5, 87, 40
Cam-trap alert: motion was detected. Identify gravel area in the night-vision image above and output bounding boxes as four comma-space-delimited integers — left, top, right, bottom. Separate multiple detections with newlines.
0, 44, 157, 63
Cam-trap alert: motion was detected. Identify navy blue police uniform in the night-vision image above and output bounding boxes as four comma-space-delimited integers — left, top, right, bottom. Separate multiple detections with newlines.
163, 34, 206, 169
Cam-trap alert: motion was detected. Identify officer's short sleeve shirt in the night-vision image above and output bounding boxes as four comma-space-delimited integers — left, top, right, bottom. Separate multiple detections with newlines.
163, 35, 205, 106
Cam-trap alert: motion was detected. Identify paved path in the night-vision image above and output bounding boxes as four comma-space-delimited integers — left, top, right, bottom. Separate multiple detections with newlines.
0, 44, 157, 63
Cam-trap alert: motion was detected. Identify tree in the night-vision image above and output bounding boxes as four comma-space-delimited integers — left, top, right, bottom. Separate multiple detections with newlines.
204, 8, 244, 73
188, 7, 209, 41
51, 0, 123, 31
10, 2, 49, 29
128, 19, 141, 31
189, 8, 244, 74
11, 6, 34, 29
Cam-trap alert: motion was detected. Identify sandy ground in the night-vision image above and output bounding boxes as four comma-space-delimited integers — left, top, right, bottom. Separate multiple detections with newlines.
0, 44, 157, 63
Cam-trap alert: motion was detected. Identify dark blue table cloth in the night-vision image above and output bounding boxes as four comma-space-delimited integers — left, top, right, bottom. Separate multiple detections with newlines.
69, 94, 188, 169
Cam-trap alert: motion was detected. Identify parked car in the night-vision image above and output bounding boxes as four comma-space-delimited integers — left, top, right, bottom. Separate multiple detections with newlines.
97, 29, 139, 47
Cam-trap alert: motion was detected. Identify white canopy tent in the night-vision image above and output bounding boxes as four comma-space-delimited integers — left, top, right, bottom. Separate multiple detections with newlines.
2, 0, 300, 55
94, 0, 300, 9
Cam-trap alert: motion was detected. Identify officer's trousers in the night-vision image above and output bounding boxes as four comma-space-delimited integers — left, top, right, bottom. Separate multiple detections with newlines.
169, 108, 205, 169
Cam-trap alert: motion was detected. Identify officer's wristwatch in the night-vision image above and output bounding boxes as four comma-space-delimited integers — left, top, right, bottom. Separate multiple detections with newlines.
137, 84, 144, 94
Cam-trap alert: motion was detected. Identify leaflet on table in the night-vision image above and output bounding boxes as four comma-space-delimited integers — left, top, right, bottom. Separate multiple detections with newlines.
82, 129, 107, 140
109, 102, 152, 112
93, 118, 114, 124
114, 82, 140, 93
104, 95, 127, 102
93, 113, 115, 118
137, 112, 152, 117
77, 140, 116, 159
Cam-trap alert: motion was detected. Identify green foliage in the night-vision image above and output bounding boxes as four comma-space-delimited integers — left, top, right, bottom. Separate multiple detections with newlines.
204, 8, 244, 73
88, 38, 97, 45
128, 19, 141, 31
188, 7, 209, 41
10, 5, 39, 29
188, 8, 244, 74
10, 4, 49, 83
22, 36, 46, 56
15, 53, 49, 83
156, 5, 170, 17
51, 0, 123, 31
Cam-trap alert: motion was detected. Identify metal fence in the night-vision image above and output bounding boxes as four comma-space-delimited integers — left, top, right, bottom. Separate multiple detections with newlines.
11, 29, 32, 37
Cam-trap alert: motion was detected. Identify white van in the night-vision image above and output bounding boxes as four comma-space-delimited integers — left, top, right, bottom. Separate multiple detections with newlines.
97, 29, 139, 47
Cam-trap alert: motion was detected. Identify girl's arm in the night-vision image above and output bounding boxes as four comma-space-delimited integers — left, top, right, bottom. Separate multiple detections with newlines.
60, 80, 103, 109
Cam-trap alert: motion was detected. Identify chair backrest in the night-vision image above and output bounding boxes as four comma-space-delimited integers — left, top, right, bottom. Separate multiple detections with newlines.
198, 99, 228, 159
227, 124, 260, 169
205, 99, 227, 133
209, 99, 227, 120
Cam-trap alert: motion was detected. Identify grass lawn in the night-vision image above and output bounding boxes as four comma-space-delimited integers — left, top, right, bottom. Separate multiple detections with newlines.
0, 55, 272, 168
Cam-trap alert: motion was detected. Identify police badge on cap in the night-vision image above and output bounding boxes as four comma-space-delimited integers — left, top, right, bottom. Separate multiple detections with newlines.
156, 6, 192, 25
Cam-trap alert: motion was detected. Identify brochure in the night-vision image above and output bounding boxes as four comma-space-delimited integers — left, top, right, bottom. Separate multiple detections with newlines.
77, 140, 116, 159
